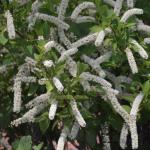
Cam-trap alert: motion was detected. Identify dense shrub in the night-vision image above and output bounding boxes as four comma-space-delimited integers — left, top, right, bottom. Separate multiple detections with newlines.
0, 0, 150, 149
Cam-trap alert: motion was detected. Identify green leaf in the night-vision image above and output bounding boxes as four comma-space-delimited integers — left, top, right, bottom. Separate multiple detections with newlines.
16, 136, 32, 150
28, 84, 39, 96
90, 25, 102, 33
27, 45, 33, 55
38, 113, 50, 134
142, 80, 150, 98
33, 143, 43, 150
122, 94, 136, 103
0, 33, 8, 45
77, 62, 89, 75
122, 105, 131, 113
46, 81, 53, 92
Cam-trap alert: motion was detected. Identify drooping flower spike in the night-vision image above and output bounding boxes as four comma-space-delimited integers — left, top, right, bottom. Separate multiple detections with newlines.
120, 92, 144, 149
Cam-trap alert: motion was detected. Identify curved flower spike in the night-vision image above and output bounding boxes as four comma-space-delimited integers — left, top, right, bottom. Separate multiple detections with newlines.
95, 51, 112, 64
58, 28, 72, 48
130, 39, 148, 59
34, 13, 70, 30
95, 28, 112, 47
58, 0, 70, 20
44, 41, 65, 53
11, 102, 48, 127
105, 71, 132, 94
80, 72, 112, 87
82, 54, 106, 77
57, 0, 72, 49
31, 0, 43, 13
58, 48, 78, 62
71, 33, 98, 48
70, 100, 86, 127
26, 93, 50, 108
120, 8, 143, 23
82, 52, 112, 78
71, 2, 96, 21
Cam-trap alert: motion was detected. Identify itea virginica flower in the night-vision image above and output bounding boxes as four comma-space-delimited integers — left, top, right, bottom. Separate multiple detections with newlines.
52, 77, 64, 92
70, 100, 86, 127
124, 47, 138, 74
137, 23, 150, 34
58, 48, 78, 62
71, 2, 96, 21
105, 71, 132, 94
34, 13, 70, 30
11, 102, 48, 127
13, 78, 22, 113
80, 72, 112, 88
71, 33, 99, 48
58, 0, 72, 49
5, 10, 16, 39
120, 123, 129, 149
57, 127, 69, 150
66, 57, 77, 77
114, 0, 124, 16
95, 28, 112, 47
44, 41, 65, 53
69, 122, 80, 140
58, 0, 70, 20
120, 8, 143, 23
49, 100, 58, 120
82, 54, 106, 78
31, 0, 43, 13
25, 93, 51, 108
130, 39, 148, 59
101, 123, 111, 150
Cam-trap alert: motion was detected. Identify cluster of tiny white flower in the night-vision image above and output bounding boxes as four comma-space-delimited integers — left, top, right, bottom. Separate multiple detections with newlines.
5, 10, 16, 39
71, 2, 96, 22
101, 123, 111, 150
